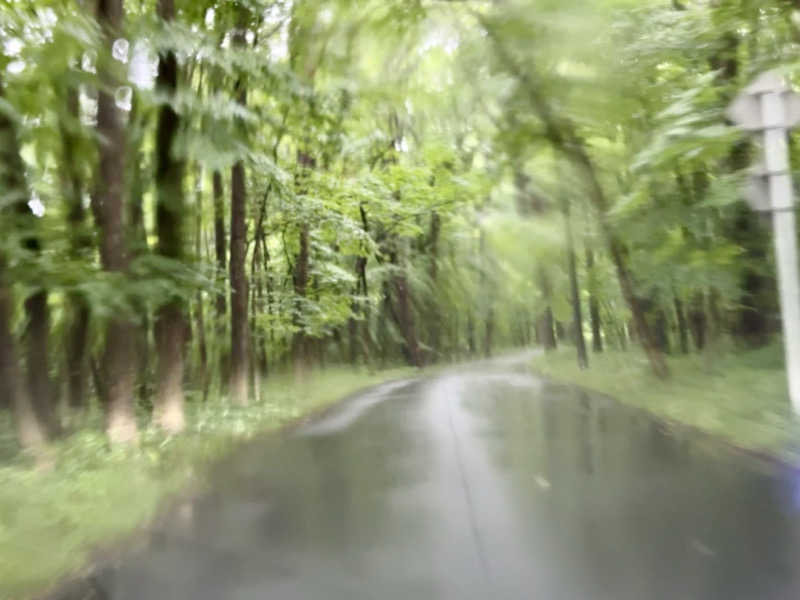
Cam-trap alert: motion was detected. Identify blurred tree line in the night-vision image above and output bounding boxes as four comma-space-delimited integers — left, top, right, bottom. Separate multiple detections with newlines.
0, 0, 795, 451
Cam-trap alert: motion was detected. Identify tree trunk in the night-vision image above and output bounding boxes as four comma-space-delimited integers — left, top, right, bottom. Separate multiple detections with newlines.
467, 309, 476, 356
94, 0, 138, 443
126, 93, 149, 406
229, 161, 248, 405
66, 302, 90, 410
688, 292, 707, 351
348, 246, 370, 366
484, 307, 495, 358
555, 320, 566, 341
478, 227, 494, 359
24, 292, 58, 435
0, 266, 46, 450
0, 72, 49, 448
60, 83, 91, 411
292, 148, 315, 374
153, 0, 186, 433
564, 199, 588, 369
195, 293, 208, 400
391, 251, 422, 368
674, 296, 690, 355
648, 304, 670, 354
292, 222, 310, 373
428, 211, 442, 360
251, 193, 269, 380
193, 169, 209, 400
536, 268, 557, 351
228, 8, 249, 406
4, 79, 58, 433
586, 249, 603, 353
538, 308, 557, 351
213, 171, 226, 318
348, 311, 359, 365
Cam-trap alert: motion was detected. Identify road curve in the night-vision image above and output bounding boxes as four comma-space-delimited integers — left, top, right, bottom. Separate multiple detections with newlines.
89, 357, 800, 599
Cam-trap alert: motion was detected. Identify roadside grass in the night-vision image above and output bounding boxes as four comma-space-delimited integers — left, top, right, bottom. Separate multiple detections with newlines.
0, 366, 415, 600
531, 343, 800, 462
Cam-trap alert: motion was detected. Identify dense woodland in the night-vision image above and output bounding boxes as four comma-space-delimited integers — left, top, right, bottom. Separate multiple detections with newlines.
0, 0, 796, 450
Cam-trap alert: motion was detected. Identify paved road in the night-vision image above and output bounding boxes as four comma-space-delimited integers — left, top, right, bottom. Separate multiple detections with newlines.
95, 358, 800, 599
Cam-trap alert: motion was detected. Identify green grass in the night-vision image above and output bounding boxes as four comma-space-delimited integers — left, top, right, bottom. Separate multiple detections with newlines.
0, 366, 416, 600
532, 343, 800, 462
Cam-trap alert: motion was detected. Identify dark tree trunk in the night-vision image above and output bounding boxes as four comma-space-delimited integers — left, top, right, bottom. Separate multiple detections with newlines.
153, 304, 186, 430
292, 223, 310, 372
229, 162, 248, 405
674, 296, 690, 355
564, 199, 588, 369
358, 206, 373, 362
228, 11, 249, 406
586, 249, 603, 353
643, 300, 670, 354
538, 308, 557, 351
0, 73, 49, 448
126, 93, 149, 407
609, 240, 667, 377
709, 287, 723, 342
61, 83, 91, 411
9, 108, 57, 432
251, 192, 269, 380
24, 292, 58, 435
484, 307, 495, 358
0, 266, 46, 450
536, 269, 557, 351
250, 277, 260, 402
688, 292, 707, 351
213, 171, 226, 318
66, 302, 90, 410
467, 310, 476, 356
391, 252, 422, 368
193, 169, 209, 400
14, 124, 58, 434
195, 293, 208, 400
555, 320, 566, 341
428, 211, 442, 360
292, 149, 315, 374
94, 0, 138, 443
347, 252, 369, 365
733, 236, 774, 347
348, 311, 359, 365
478, 228, 495, 359
153, 0, 186, 432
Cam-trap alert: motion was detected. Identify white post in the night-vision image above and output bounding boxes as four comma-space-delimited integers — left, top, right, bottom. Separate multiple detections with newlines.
761, 90, 800, 412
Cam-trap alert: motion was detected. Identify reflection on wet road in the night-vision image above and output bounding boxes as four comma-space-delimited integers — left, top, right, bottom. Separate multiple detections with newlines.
101, 360, 800, 599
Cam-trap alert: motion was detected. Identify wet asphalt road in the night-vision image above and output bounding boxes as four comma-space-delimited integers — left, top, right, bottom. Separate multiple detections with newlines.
101, 357, 800, 599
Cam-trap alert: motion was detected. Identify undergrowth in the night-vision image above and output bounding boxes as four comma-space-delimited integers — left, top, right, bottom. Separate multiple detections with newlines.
532, 343, 800, 462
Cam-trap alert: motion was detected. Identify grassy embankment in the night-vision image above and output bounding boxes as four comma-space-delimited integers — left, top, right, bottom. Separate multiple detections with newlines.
532, 343, 800, 462
0, 366, 415, 600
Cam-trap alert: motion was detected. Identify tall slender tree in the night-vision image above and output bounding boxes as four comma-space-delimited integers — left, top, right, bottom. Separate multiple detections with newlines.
153, 0, 187, 432
229, 7, 250, 406
93, 0, 138, 442
0, 72, 48, 449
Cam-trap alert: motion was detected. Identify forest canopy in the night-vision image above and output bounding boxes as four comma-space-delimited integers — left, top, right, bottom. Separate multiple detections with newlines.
0, 0, 795, 449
